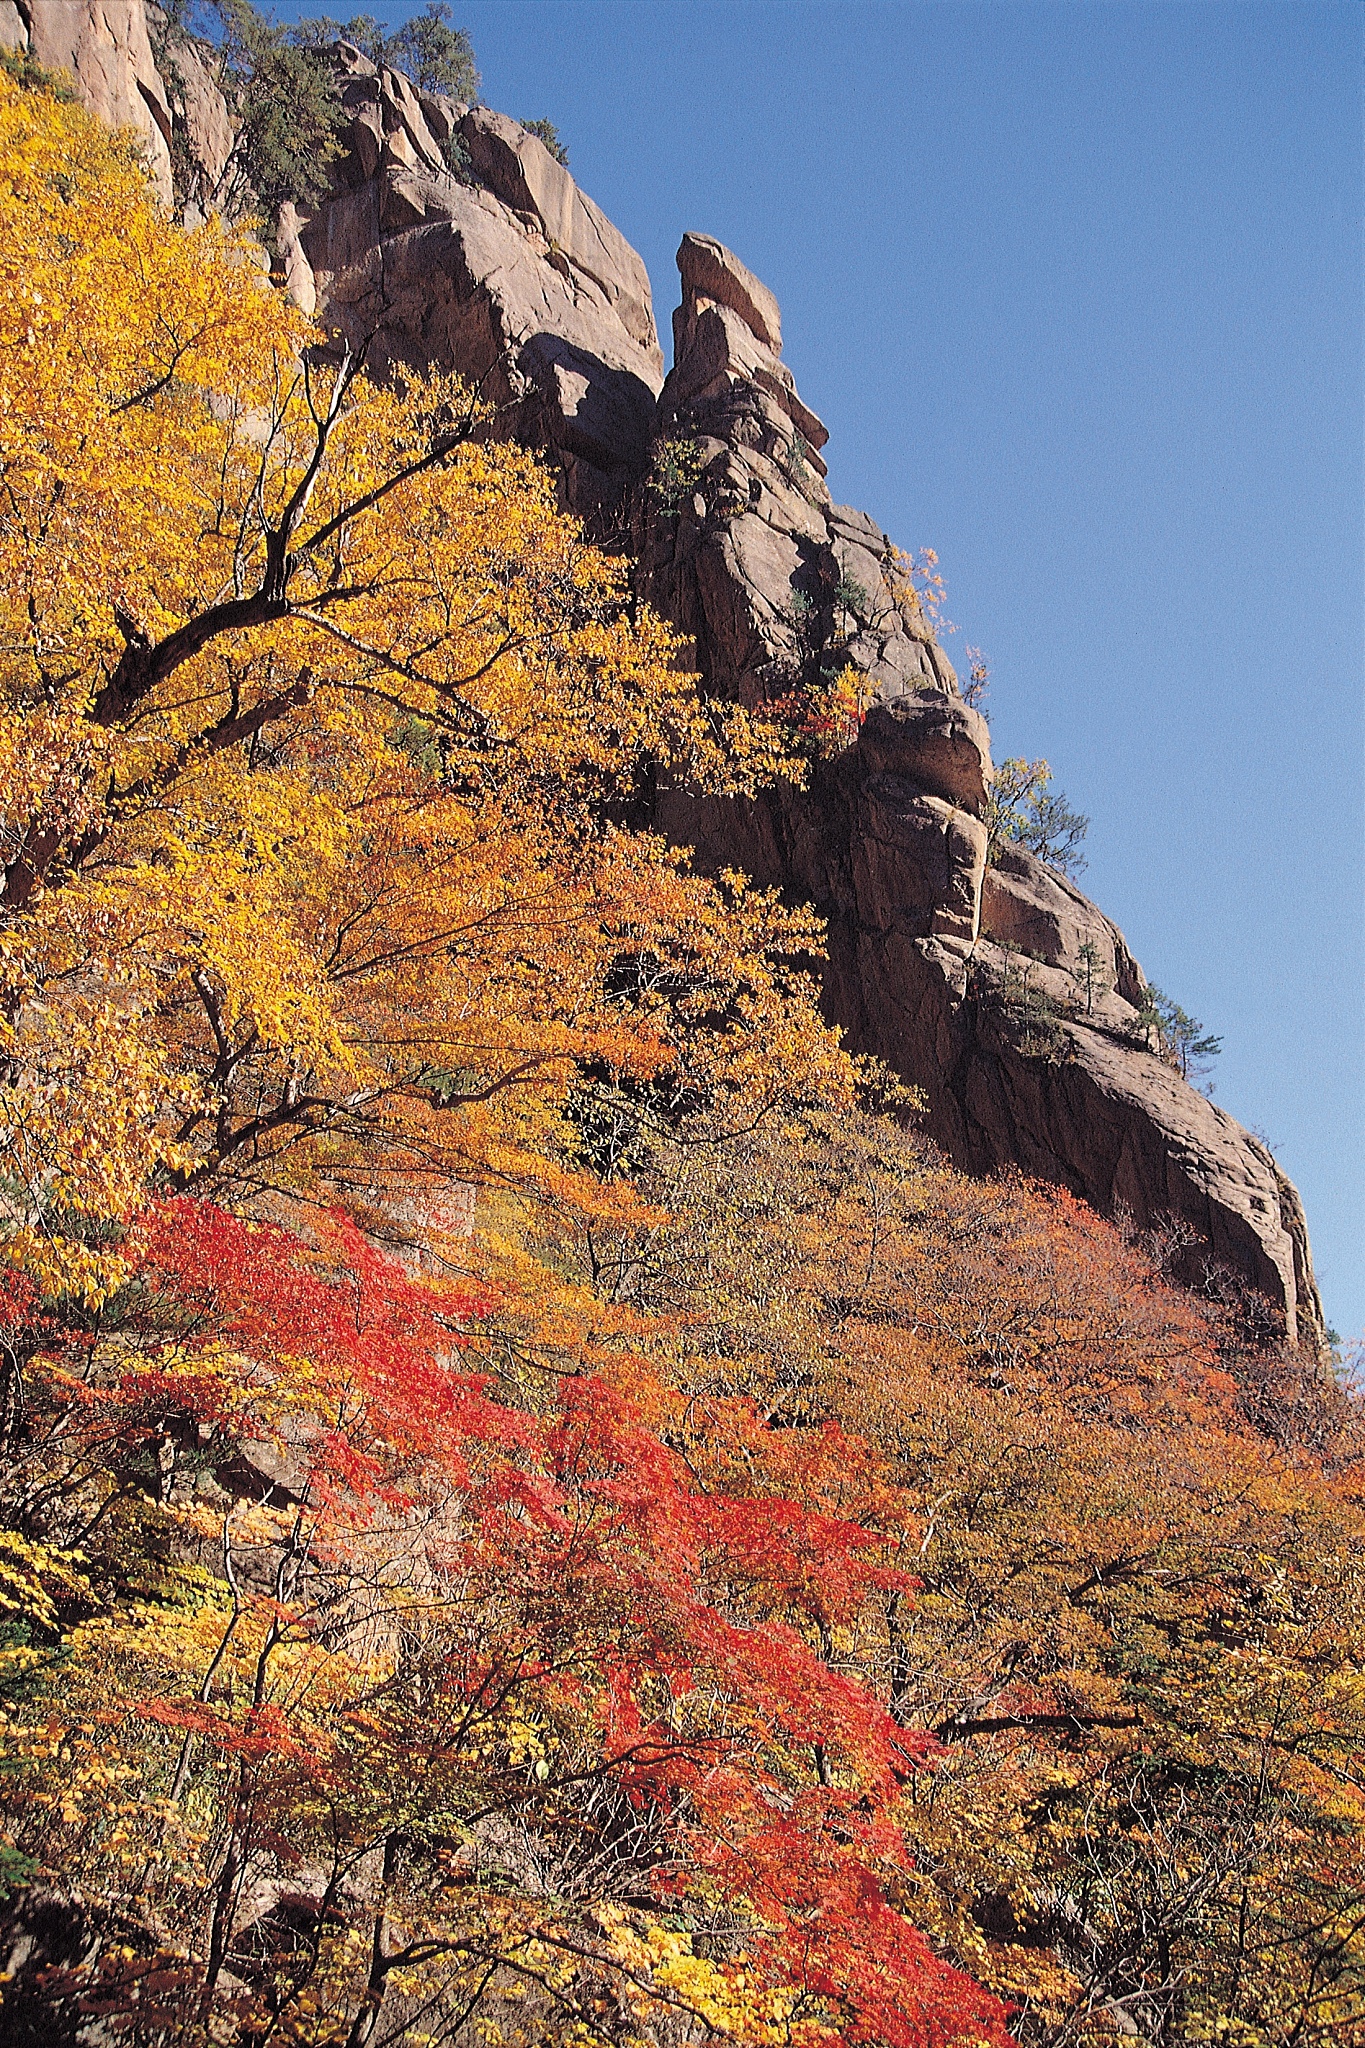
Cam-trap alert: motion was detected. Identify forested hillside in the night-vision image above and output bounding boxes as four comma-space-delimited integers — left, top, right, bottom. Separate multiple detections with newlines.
0, 69, 1363, 2048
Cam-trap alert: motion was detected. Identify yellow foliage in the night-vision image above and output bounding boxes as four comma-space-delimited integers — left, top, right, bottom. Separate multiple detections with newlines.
5, 62, 1363, 2048
0, 69, 841, 1295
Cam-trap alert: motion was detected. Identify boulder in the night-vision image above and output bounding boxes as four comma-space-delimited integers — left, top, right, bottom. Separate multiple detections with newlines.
635, 239, 962, 723
304, 174, 662, 501
380, 64, 446, 175
666, 299, 829, 459
859, 693, 993, 816
828, 502, 884, 550
854, 785, 987, 943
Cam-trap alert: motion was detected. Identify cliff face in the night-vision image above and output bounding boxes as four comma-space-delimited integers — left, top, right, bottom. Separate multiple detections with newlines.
35, 12, 1325, 1347
632, 234, 1323, 1347
2, 0, 174, 199
293, 49, 664, 527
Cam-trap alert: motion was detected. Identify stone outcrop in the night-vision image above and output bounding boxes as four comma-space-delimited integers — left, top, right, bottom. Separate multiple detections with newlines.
981, 842, 1144, 1003
157, 19, 232, 216
296, 50, 664, 522
636, 233, 1324, 1348
632, 239, 956, 722
40, 4, 1325, 1347
5, 0, 173, 202
7, 16, 661, 519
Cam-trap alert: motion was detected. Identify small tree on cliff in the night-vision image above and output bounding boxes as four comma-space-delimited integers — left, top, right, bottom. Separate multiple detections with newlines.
1148, 985, 1224, 1082
522, 116, 568, 164
986, 754, 1090, 878
1074, 936, 1110, 1014
293, 2, 480, 99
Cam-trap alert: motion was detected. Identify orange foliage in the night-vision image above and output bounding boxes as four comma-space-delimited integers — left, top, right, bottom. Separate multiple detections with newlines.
1, 64, 1364, 2048
581, 1106, 1365, 2041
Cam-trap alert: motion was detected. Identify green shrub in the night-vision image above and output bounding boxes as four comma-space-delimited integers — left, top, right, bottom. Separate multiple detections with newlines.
647, 436, 706, 517
995, 944, 1071, 1061
231, 9, 343, 213
0, 45, 78, 101
522, 117, 568, 166
780, 430, 813, 492
1073, 937, 1110, 1015
386, 3, 477, 97
834, 572, 870, 635
292, 3, 478, 100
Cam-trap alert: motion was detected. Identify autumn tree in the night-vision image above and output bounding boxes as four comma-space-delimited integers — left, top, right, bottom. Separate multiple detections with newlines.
0, 69, 808, 1295
0, 1193, 1016, 2047
572, 1098, 1365, 2043
985, 758, 1089, 878
4, 62, 1363, 2048
0, 72, 1011, 2048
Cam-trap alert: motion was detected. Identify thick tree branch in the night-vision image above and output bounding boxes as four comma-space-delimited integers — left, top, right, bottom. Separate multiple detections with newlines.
935, 1708, 1142, 1742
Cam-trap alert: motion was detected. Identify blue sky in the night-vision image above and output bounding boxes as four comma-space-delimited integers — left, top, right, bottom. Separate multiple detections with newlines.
284, 0, 1364, 1339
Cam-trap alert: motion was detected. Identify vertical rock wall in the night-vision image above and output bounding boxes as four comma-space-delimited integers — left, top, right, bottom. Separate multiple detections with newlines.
5, 0, 173, 201
632, 234, 1324, 1349
296, 52, 665, 526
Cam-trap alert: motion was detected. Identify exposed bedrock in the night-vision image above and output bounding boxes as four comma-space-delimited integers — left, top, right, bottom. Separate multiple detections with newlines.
44, 10, 1325, 1346
655, 762, 1321, 1348
640, 232, 1323, 1348
3, 0, 174, 201
296, 51, 664, 524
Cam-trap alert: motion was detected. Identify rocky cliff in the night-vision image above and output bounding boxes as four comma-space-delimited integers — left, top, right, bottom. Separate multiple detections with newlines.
28, 10, 1325, 1347
1, 0, 174, 198
632, 233, 1323, 1346
294, 47, 664, 527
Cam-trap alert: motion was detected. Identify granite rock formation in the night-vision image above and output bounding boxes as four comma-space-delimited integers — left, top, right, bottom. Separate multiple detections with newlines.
2, 0, 173, 201
632, 232, 1324, 1347
34, 7, 1326, 1346
157, 16, 232, 216
296, 49, 664, 523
